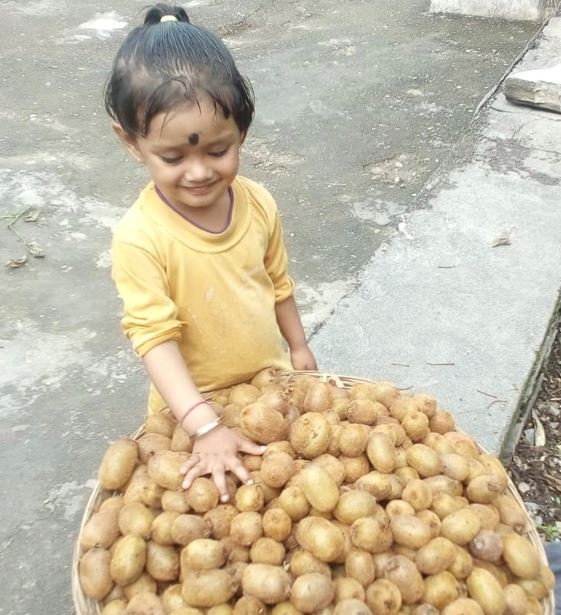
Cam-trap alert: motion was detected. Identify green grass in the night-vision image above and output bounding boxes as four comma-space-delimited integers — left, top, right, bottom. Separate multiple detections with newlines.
539, 523, 561, 541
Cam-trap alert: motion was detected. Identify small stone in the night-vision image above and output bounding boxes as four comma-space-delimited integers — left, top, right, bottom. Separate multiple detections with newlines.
518, 482, 531, 494
524, 429, 535, 445
525, 501, 540, 514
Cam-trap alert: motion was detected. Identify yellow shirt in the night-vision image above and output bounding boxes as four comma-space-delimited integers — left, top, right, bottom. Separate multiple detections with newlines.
112, 176, 293, 413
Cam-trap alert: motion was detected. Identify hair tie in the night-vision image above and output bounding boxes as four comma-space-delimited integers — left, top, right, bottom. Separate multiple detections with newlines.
160, 15, 178, 23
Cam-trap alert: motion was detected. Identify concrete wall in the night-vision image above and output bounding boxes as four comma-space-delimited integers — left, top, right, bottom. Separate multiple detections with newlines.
430, 0, 550, 21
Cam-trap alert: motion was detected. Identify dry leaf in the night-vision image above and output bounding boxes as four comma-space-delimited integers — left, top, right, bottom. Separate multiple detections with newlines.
492, 231, 512, 247
5, 255, 28, 268
532, 410, 546, 447
544, 473, 561, 494
23, 208, 40, 223
26, 241, 45, 258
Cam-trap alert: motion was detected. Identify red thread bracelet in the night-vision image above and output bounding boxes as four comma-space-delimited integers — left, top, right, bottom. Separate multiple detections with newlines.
179, 400, 209, 425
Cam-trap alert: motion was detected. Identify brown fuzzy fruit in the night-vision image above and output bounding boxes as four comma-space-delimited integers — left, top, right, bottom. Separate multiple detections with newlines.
347, 399, 384, 425
259, 452, 296, 488
422, 571, 461, 609
147, 450, 189, 491
466, 568, 506, 615
240, 402, 289, 444
365, 578, 402, 614
80, 509, 120, 551
429, 410, 456, 434
468, 530, 503, 563
185, 477, 219, 513
137, 433, 171, 463
296, 517, 345, 562
262, 508, 292, 542
290, 572, 335, 613
401, 411, 430, 442
338, 424, 369, 457
390, 514, 432, 549
98, 438, 138, 490
229, 383, 261, 406
303, 382, 333, 413
289, 413, 332, 459
78, 546, 113, 600
501, 533, 540, 579
384, 555, 425, 604
242, 563, 292, 605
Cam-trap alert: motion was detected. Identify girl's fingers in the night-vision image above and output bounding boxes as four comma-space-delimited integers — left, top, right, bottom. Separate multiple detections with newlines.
181, 428, 266, 493
228, 457, 251, 486
180, 453, 201, 475
211, 466, 229, 502
238, 438, 267, 456
182, 462, 205, 489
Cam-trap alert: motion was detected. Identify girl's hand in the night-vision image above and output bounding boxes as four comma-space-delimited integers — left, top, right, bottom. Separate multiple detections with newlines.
180, 425, 266, 502
290, 344, 318, 371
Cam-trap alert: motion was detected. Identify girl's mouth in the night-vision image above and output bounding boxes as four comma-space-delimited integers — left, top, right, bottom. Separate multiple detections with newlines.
182, 182, 216, 195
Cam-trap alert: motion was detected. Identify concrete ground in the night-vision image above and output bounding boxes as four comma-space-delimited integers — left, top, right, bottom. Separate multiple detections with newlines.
0, 1, 549, 614
313, 17, 561, 457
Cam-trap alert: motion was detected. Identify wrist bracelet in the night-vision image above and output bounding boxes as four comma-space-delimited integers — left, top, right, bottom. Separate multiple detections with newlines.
179, 400, 209, 425
191, 417, 223, 440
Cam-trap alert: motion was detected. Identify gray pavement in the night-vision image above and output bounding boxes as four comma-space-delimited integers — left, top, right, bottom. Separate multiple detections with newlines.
0, 1, 551, 614
313, 18, 561, 456
430, 0, 556, 21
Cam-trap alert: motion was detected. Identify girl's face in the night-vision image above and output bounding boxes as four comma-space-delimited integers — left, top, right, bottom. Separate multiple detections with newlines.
117, 95, 243, 215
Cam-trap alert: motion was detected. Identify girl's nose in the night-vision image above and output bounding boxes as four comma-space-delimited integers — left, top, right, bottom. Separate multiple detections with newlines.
183, 158, 212, 183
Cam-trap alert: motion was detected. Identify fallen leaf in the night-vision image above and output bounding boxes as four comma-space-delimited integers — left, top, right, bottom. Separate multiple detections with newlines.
26, 241, 45, 258
532, 410, 546, 447
492, 231, 512, 247
5, 255, 28, 268
23, 208, 40, 223
544, 473, 561, 494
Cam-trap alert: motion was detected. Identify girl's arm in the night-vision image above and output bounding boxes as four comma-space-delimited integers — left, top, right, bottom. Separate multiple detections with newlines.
143, 340, 265, 500
275, 296, 317, 370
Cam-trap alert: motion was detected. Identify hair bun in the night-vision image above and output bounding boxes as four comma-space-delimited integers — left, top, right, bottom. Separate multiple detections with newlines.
144, 3, 190, 26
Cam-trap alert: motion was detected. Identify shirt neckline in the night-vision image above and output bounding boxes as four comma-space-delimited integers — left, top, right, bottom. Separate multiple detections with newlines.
155, 185, 234, 235
138, 178, 252, 254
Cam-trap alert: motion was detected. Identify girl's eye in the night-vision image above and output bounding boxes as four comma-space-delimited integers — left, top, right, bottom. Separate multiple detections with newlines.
160, 155, 182, 164
208, 149, 228, 158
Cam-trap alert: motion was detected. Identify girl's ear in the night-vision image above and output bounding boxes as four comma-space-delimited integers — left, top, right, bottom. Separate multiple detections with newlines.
112, 122, 143, 162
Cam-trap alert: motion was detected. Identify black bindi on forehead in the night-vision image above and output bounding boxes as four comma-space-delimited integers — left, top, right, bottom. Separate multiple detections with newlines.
188, 133, 199, 146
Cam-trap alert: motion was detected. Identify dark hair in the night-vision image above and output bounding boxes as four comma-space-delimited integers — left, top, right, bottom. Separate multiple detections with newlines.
104, 3, 254, 137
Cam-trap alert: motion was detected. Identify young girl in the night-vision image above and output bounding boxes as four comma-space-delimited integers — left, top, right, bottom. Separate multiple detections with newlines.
106, 3, 317, 501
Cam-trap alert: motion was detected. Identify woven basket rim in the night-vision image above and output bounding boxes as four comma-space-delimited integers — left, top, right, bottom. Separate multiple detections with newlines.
72, 370, 555, 615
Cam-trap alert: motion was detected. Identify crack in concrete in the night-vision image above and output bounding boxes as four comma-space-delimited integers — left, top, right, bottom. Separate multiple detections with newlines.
490, 104, 561, 121
481, 135, 561, 157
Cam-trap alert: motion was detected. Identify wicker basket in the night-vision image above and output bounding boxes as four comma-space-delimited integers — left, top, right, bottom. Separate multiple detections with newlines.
72, 371, 555, 614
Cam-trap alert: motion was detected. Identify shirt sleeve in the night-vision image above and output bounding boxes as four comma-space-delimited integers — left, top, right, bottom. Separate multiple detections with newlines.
264, 210, 295, 303
111, 238, 184, 357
